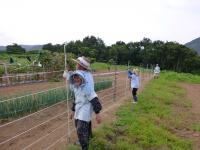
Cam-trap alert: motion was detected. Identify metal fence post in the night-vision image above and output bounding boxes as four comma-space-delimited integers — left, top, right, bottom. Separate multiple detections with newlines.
3, 63, 10, 86
139, 64, 142, 88
151, 64, 153, 78
113, 64, 117, 101
125, 62, 130, 98
146, 64, 148, 79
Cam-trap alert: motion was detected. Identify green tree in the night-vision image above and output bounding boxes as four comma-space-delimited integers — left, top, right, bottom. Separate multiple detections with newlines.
82, 36, 106, 61
6, 43, 25, 54
127, 42, 142, 65
38, 36, 200, 74
42, 43, 54, 52
39, 50, 75, 71
65, 41, 82, 55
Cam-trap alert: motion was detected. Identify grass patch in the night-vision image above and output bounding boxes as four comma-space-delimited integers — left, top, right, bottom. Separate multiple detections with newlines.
91, 62, 128, 72
0, 53, 42, 76
88, 72, 198, 150
192, 123, 200, 132
91, 62, 110, 71
163, 71, 200, 83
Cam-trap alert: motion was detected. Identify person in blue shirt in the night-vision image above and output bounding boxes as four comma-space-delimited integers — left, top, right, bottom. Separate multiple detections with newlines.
63, 56, 102, 150
128, 68, 140, 103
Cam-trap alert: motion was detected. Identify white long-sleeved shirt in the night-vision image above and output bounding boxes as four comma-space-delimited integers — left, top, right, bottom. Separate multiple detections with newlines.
128, 71, 140, 89
66, 70, 97, 122
154, 66, 160, 74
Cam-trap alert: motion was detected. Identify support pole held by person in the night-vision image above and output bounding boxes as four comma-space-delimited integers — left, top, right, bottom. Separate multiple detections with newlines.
63, 56, 102, 150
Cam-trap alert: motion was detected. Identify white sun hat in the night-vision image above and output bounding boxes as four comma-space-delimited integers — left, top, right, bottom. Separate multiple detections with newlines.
133, 68, 139, 76
72, 56, 91, 71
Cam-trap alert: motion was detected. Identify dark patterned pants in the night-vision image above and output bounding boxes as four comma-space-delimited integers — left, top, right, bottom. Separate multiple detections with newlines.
132, 88, 138, 102
75, 119, 92, 150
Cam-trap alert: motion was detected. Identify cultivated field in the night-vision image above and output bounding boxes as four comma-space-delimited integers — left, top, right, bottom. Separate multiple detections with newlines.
0, 71, 152, 150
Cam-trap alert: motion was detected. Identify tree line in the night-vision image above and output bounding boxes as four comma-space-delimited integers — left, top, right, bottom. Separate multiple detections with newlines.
6, 36, 200, 74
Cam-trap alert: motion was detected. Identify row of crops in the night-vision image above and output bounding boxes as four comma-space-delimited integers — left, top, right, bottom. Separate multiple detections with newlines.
0, 80, 112, 118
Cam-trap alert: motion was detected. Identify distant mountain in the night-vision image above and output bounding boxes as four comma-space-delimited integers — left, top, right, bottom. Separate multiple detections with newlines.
21, 45, 43, 51
0, 46, 6, 51
0, 45, 43, 51
185, 37, 200, 55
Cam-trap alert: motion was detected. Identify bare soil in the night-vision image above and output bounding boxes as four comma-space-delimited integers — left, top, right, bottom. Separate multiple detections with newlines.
0, 70, 116, 99
0, 82, 65, 99
180, 83, 200, 150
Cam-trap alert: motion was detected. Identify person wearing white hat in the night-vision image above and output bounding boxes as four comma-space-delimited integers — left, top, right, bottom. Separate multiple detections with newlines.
127, 68, 140, 103
72, 56, 92, 71
154, 64, 160, 79
64, 56, 102, 150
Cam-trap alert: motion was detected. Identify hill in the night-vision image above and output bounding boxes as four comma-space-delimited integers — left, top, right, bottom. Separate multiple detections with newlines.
20, 45, 43, 51
185, 37, 200, 55
0, 46, 6, 51
0, 45, 43, 51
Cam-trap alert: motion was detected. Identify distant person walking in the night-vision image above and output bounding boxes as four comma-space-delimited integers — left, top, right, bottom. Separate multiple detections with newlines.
154, 64, 160, 79
128, 68, 140, 103
63, 56, 102, 150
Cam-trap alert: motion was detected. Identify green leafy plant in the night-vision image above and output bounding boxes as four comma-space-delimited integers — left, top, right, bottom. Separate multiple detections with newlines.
0, 80, 112, 118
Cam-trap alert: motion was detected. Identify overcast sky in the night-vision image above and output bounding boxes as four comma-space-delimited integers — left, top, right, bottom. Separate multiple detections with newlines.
0, 0, 199, 46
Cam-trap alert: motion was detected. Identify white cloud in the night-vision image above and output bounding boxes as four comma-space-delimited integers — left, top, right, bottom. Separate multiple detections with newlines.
0, 0, 199, 45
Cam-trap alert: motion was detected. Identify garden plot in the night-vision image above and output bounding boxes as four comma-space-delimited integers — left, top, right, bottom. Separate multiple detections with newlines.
0, 71, 153, 150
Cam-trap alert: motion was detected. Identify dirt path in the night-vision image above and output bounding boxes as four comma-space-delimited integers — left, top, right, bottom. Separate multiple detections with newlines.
181, 84, 200, 117
181, 83, 200, 150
